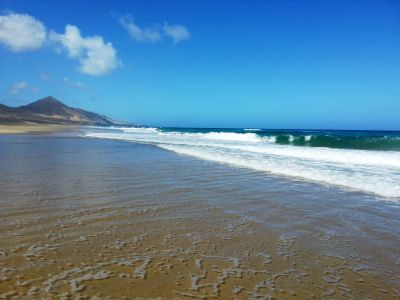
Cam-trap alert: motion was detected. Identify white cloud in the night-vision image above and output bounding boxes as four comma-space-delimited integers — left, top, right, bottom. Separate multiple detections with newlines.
163, 23, 190, 44
63, 76, 85, 90
118, 15, 161, 43
50, 25, 119, 76
0, 13, 120, 77
118, 15, 190, 44
9, 81, 27, 94
0, 13, 46, 51
40, 73, 50, 81
75, 81, 85, 90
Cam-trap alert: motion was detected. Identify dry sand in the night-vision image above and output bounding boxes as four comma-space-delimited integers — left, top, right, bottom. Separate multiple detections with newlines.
0, 124, 76, 134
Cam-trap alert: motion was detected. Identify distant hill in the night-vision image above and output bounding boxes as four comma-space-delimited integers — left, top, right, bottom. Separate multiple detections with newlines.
0, 96, 131, 126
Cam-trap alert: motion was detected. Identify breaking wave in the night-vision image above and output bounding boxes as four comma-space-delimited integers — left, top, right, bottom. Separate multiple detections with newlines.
84, 127, 400, 199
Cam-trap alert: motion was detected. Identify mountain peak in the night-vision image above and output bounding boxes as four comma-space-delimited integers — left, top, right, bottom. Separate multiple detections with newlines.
21, 96, 70, 115
1, 96, 132, 126
25, 96, 67, 108
39, 96, 60, 102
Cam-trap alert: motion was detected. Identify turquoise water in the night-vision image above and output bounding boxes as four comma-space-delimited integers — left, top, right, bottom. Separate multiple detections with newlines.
161, 128, 400, 151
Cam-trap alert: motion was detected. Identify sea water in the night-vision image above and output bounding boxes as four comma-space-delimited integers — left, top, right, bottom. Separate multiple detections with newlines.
84, 127, 400, 199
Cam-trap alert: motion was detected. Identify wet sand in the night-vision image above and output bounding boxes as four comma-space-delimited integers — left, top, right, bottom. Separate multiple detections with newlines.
0, 135, 399, 299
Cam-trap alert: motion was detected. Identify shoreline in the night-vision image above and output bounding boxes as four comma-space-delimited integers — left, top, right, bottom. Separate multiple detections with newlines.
84, 126, 400, 199
0, 134, 399, 298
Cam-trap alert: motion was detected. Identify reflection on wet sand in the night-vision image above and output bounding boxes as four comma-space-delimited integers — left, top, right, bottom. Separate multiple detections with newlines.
0, 135, 399, 299
1, 201, 398, 299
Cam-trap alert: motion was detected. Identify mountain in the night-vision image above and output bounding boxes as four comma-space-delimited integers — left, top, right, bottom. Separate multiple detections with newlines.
0, 96, 131, 126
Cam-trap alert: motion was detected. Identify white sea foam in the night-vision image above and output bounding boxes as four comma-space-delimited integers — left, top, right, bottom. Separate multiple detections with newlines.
84, 127, 400, 199
201, 132, 262, 142
117, 127, 159, 133
159, 144, 400, 198
263, 136, 277, 143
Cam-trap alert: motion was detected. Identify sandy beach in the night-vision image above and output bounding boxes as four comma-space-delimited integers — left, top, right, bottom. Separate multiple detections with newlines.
0, 124, 76, 135
0, 134, 399, 299
1, 1, 399, 298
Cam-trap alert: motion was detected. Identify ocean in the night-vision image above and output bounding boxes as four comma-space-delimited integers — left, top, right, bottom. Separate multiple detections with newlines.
84, 127, 400, 199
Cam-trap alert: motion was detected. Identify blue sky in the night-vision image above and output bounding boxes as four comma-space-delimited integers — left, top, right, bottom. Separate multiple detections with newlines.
1, 0, 399, 130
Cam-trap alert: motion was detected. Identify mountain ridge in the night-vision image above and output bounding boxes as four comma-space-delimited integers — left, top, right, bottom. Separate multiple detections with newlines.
0, 96, 131, 126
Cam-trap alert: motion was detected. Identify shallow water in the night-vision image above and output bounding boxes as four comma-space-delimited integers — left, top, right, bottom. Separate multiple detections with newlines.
0, 135, 399, 299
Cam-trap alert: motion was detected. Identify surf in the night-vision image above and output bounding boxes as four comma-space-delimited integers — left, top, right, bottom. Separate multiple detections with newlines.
84, 127, 400, 199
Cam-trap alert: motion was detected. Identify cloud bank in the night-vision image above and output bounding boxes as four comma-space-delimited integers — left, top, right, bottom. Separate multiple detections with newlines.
118, 15, 190, 44
50, 25, 119, 76
0, 13, 46, 51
